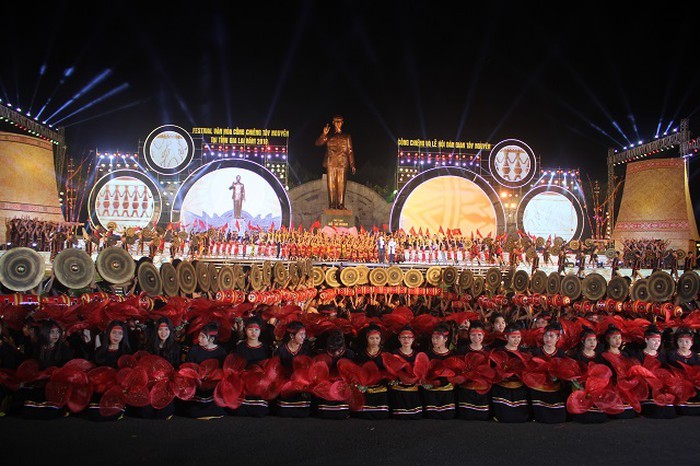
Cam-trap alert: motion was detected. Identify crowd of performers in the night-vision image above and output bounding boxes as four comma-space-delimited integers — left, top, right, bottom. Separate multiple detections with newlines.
10, 215, 697, 273
4, 217, 82, 256
1, 291, 699, 423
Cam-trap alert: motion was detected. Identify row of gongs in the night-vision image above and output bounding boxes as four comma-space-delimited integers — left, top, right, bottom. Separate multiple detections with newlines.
0, 246, 316, 297
313, 264, 700, 304
2, 246, 698, 304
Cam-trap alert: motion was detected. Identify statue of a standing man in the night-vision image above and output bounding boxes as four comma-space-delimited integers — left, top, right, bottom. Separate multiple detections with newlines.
229, 174, 245, 219
315, 115, 356, 210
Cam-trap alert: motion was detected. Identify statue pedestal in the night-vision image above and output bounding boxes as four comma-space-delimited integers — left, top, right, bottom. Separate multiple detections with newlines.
322, 209, 354, 228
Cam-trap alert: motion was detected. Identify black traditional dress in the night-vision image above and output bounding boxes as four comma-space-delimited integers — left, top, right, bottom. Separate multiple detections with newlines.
388, 349, 423, 420
176, 345, 227, 419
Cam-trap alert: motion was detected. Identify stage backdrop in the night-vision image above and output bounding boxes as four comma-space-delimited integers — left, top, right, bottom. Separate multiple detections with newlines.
390, 167, 506, 238
0, 132, 64, 243
612, 157, 699, 251
175, 164, 287, 233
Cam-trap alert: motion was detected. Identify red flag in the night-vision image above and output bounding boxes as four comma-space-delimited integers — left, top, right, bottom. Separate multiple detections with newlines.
221, 223, 228, 231
311, 220, 322, 230
438, 225, 444, 235
425, 228, 430, 237
453, 228, 462, 236
372, 225, 379, 233
290, 221, 295, 231
476, 229, 483, 238
359, 225, 367, 235
517, 229, 527, 238
166, 223, 173, 230
487, 231, 492, 238
409, 226, 416, 236
298, 224, 303, 233
235, 220, 240, 231
269, 222, 275, 232
382, 223, 389, 232
471, 230, 474, 241
446, 229, 452, 238
418, 227, 423, 236
281, 225, 287, 232
248, 220, 254, 230
397, 228, 405, 235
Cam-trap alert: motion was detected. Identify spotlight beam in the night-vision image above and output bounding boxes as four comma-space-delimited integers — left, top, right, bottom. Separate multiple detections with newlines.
52, 83, 130, 125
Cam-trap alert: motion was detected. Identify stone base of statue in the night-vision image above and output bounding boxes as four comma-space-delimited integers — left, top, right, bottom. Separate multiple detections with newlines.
322, 209, 354, 228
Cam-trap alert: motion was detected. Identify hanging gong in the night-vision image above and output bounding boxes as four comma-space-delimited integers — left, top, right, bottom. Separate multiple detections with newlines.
233, 264, 246, 290
295, 260, 307, 282
369, 267, 388, 286
554, 236, 564, 247
676, 249, 687, 261
442, 266, 458, 287
217, 265, 234, 291
569, 239, 580, 251
386, 265, 403, 286
178, 230, 188, 240
273, 261, 288, 284
176, 260, 197, 294
550, 245, 561, 257
288, 261, 301, 286
582, 272, 607, 301
502, 268, 515, 291
425, 266, 442, 286
195, 261, 211, 293
525, 247, 537, 261
677, 271, 700, 302
531, 270, 548, 294
355, 264, 370, 285
95, 246, 136, 285
160, 262, 179, 297
630, 278, 650, 302
262, 260, 273, 287
471, 276, 485, 297
403, 269, 424, 288
107, 221, 117, 231
209, 263, 220, 293
605, 248, 616, 260
584, 238, 594, 248
512, 269, 530, 293
53, 248, 95, 290
325, 266, 341, 288
485, 267, 502, 290
458, 269, 473, 291
606, 276, 629, 301
546, 272, 561, 295
339, 266, 359, 287
561, 274, 582, 301
247, 264, 262, 291
312, 266, 325, 287
137, 261, 162, 297
647, 270, 675, 302
0, 247, 45, 292
536, 236, 545, 247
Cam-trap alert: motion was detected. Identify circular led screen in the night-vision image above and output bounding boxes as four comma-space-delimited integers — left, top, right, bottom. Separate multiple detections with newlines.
178, 166, 284, 233
391, 168, 505, 238
517, 186, 584, 242
143, 124, 195, 175
488, 139, 537, 188
89, 170, 162, 231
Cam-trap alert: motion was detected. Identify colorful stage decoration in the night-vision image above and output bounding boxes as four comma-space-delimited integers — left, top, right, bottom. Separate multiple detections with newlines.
395, 137, 586, 241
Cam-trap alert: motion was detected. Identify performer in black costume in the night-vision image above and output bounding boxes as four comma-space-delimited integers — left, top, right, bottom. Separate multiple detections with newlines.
388, 326, 423, 420
178, 322, 227, 420
353, 324, 389, 419
527, 322, 568, 423
273, 321, 313, 418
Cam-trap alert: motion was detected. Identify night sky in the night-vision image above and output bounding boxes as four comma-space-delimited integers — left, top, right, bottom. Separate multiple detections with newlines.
3, 1, 700, 219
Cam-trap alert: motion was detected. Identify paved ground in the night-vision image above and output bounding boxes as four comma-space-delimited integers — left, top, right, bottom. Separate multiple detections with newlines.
3, 413, 699, 465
